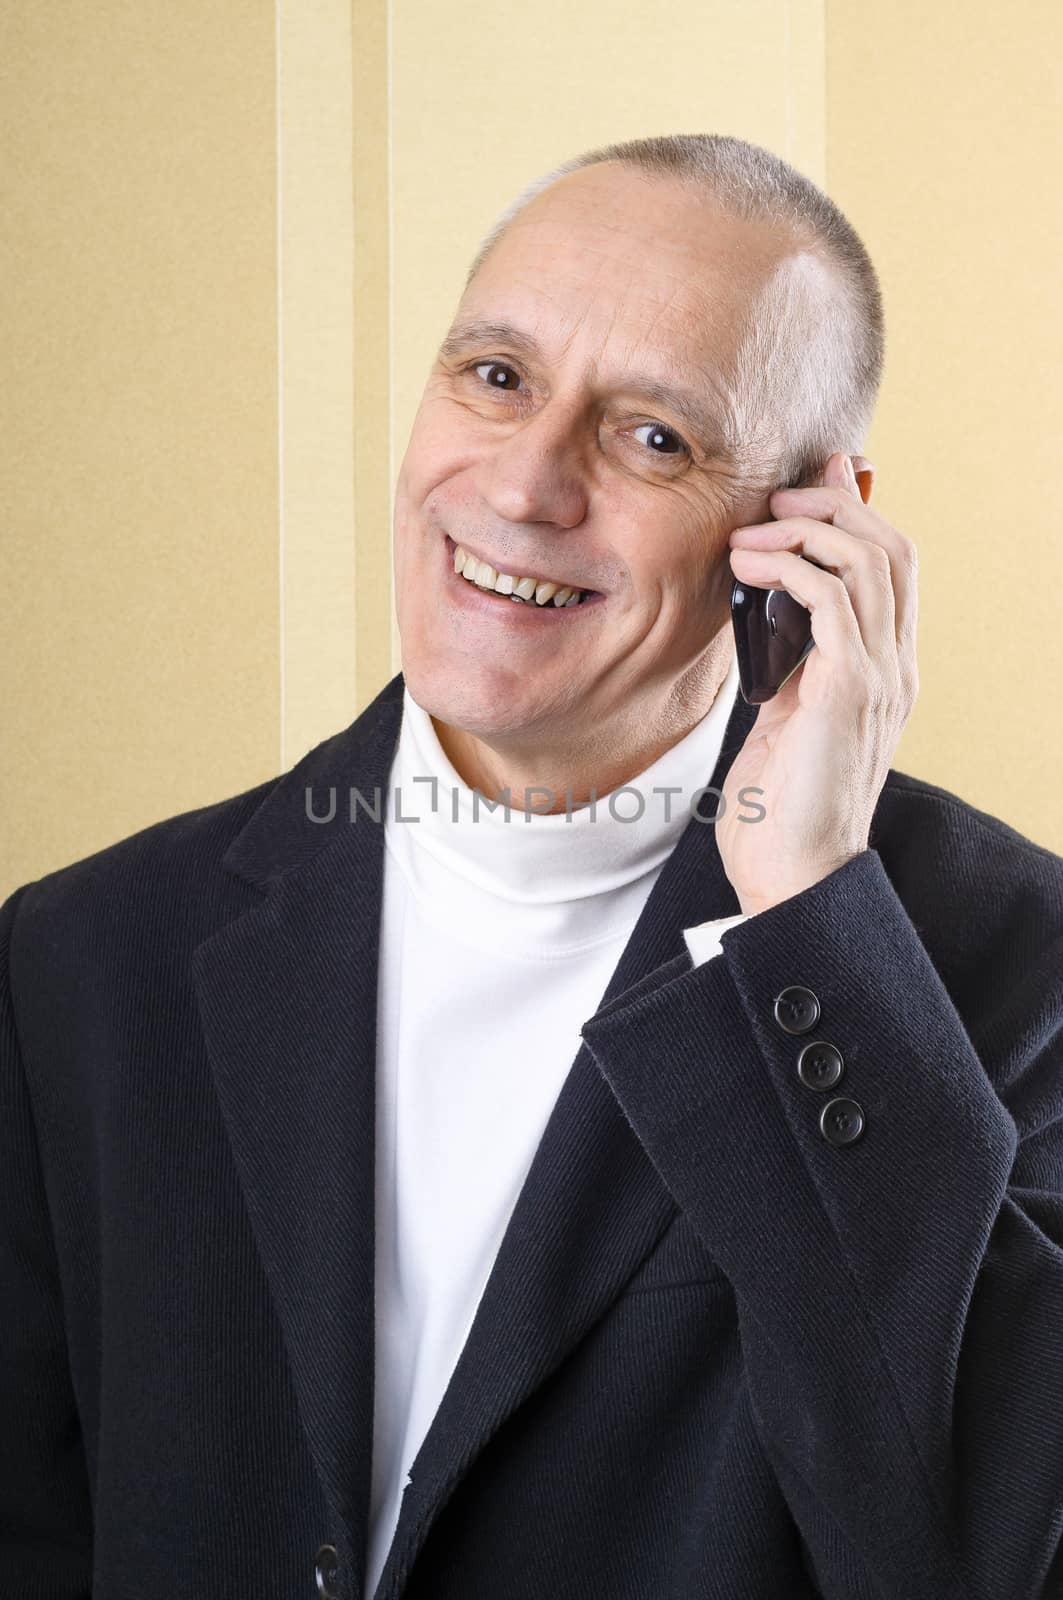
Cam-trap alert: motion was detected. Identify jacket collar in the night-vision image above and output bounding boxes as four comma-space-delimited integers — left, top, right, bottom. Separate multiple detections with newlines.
191, 669, 757, 1599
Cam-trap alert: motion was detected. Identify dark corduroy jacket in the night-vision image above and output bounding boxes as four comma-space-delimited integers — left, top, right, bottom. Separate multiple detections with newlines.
3, 669, 1063, 1600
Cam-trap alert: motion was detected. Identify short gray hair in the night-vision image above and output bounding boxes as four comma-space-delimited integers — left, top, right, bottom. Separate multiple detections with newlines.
463, 133, 885, 490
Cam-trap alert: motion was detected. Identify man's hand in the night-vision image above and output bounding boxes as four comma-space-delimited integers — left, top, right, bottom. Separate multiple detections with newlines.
715, 452, 919, 917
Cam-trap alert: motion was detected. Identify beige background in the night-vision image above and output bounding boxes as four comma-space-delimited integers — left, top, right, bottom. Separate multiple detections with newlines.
3, 0, 1061, 904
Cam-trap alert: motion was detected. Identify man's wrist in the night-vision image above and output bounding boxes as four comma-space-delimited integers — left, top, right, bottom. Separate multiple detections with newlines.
735, 851, 866, 917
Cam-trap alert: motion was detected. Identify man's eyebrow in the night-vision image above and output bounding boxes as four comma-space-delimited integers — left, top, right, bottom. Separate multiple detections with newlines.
437, 317, 734, 458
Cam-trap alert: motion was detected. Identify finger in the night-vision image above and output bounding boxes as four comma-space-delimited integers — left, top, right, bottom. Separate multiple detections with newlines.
729, 514, 896, 660
727, 544, 867, 673
814, 454, 918, 688
765, 464, 917, 659
821, 449, 862, 499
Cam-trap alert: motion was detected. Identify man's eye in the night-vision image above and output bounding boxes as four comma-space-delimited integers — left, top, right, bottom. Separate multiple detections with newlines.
633, 421, 688, 457
465, 364, 689, 463
471, 360, 522, 391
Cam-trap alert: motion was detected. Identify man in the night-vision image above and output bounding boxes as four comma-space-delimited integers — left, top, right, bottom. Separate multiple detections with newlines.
2, 132, 1061, 1600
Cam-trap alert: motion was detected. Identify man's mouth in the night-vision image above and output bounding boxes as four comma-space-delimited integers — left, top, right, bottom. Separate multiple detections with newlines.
444, 535, 604, 610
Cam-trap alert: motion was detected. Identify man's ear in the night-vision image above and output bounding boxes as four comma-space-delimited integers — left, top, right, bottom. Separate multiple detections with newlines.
850, 455, 874, 504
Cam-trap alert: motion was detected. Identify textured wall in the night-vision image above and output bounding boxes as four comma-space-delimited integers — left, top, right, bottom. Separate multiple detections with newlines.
2, 2, 280, 893
826, 0, 1063, 851
3, 0, 1059, 903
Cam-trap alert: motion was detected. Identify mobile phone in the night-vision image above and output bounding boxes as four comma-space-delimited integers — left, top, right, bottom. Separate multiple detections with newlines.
730, 559, 823, 705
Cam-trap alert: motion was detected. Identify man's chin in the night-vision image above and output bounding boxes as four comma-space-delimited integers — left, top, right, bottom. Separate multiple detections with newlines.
401, 657, 562, 742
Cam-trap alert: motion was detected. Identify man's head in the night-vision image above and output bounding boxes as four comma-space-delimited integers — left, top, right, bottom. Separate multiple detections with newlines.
393, 133, 883, 801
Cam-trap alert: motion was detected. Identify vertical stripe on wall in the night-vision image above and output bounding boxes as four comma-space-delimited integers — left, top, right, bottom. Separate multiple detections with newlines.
352, 0, 397, 703
276, 0, 359, 771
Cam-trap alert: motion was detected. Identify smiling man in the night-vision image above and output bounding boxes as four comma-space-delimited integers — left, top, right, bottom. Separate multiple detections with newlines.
395, 151, 862, 808
3, 134, 1063, 1600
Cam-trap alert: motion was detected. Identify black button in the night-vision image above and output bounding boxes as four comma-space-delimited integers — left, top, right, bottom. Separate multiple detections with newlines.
796, 1040, 844, 1090
773, 986, 821, 1034
819, 1097, 865, 1146
315, 1543, 339, 1600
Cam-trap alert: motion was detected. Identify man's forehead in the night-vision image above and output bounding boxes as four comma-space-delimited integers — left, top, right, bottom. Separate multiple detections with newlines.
452, 209, 790, 397
496, 168, 789, 301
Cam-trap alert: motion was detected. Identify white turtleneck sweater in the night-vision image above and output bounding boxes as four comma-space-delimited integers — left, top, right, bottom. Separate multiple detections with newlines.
366, 653, 749, 1597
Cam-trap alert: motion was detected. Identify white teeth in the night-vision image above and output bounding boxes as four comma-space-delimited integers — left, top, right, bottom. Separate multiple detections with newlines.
451, 543, 588, 607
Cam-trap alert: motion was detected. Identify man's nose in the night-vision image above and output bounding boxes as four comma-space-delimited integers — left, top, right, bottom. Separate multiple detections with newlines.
475, 400, 590, 530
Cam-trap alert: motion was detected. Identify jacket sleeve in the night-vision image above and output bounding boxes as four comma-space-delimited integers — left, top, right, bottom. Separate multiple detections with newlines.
579, 846, 1063, 1600
0, 885, 94, 1596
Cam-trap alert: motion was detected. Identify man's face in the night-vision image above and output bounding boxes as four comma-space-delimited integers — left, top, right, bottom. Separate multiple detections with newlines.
394, 161, 802, 759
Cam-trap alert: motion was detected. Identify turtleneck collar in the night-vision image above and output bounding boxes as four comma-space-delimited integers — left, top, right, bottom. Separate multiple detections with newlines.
383, 651, 740, 959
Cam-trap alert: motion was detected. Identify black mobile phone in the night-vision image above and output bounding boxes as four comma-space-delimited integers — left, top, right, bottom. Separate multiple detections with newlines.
730, 557, 823, 705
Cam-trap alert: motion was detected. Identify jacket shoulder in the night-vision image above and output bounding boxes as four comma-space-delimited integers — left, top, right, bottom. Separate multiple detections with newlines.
3, 770, 282, 964
876, 767, 1063, 888
4, 674, 406, 970
872, 767, 1063, 1012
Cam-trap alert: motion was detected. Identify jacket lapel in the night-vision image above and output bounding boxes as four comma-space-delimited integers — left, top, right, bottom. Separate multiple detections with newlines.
190, 666, 758, 1600
374, 675, 758, 1599
191, 675, 404, 1587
